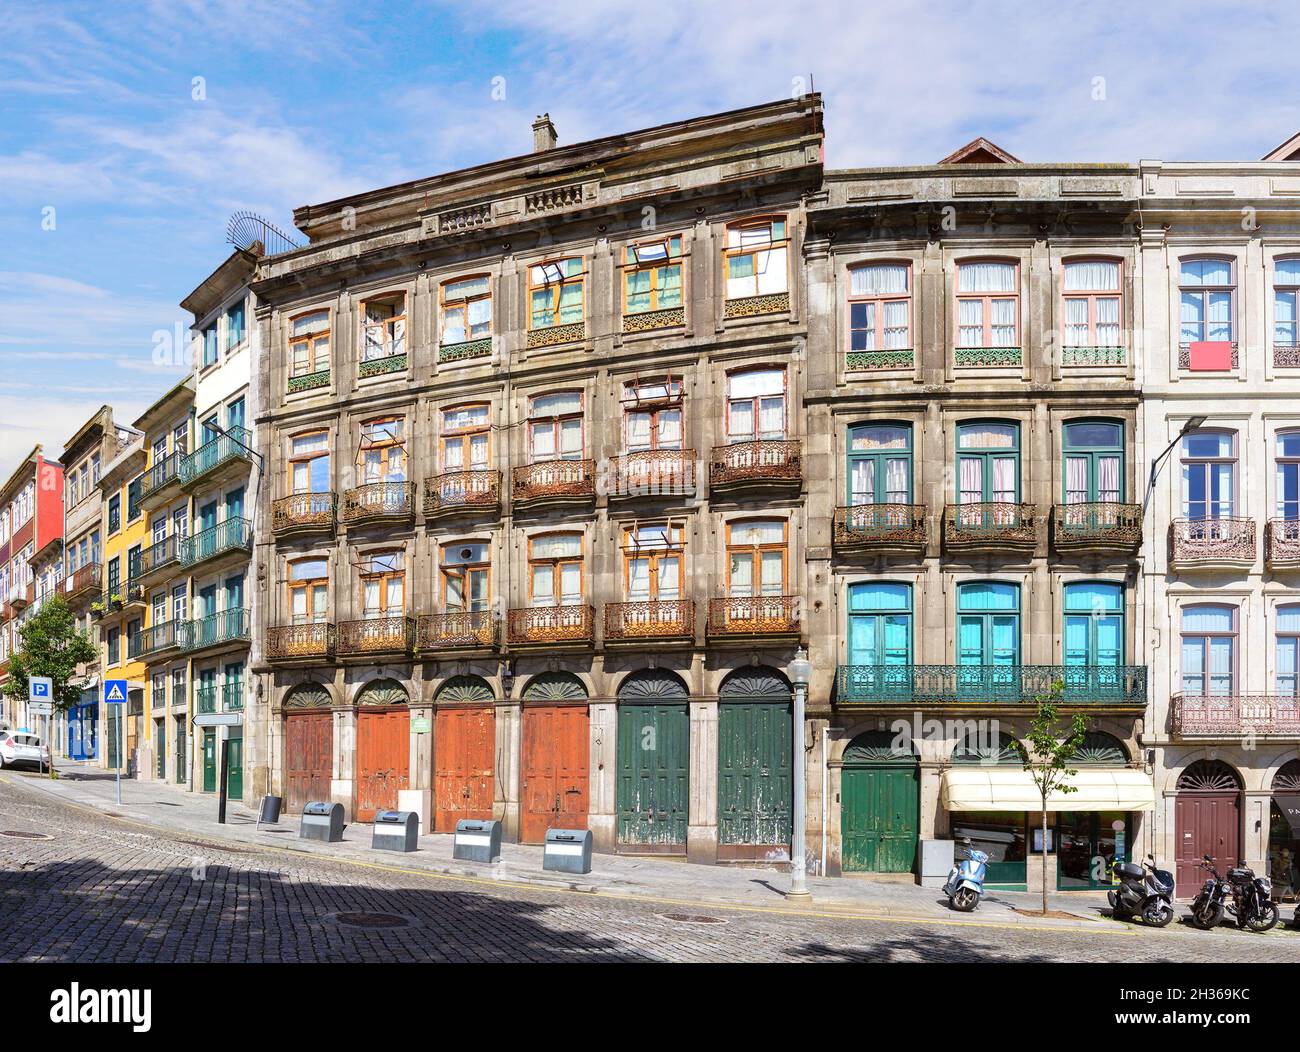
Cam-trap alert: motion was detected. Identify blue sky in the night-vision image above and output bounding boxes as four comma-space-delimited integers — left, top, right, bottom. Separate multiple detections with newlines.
3, 0, 1299, 467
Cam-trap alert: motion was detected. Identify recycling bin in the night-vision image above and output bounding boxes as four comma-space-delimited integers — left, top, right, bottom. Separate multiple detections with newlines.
371, 810, 419, 853
258, 795, 282, 826
453, 819, 502, 863
543, 828, 593, 874
299, 801, 345, 843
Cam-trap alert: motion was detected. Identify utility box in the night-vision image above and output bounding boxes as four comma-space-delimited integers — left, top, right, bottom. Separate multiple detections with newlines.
920, 838, 956, 888
300, 801, 345, 843
453, 819, 502, 863
543, 828, 593, 875
371, 810, 419, 853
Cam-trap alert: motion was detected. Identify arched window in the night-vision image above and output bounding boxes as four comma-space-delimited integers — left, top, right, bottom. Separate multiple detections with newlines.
359, 292, 406, 364
957, 583, 1020, 700
288, 557, 328, 625
528, 391, 583, 462
440, 274, 491, 348
529, 257, 584, 331
1273, 258, 1300, 357
1062, 420, 1124, 504
953, 729, 1020, 765
1062, 259, 1122, 364
726, 368, 786, 443
1181, 429, 1236, 519
848, 424, 912, 505
1181, 604, 1236, 696
847, 262, 911, 356
957, 421, 1019, 506
440, 403, 490, 472
289, 309, 330, 381
1063, 582, 1123, 668
529, 532, 583, 606
1275, 430, 1300, 520
956, 260, 1018, 350
1179, 257, 1236, 368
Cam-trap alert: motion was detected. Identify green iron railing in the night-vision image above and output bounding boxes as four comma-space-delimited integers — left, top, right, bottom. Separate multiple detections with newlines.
180, 427, 251, 485
288, 369, 330, 393
180, 517, 251, 567
438, 337, 493, 363
195, 678, 244, 714
835, 664, 1147, 706
139, 451, 183, 503
181, 608, 251, 652
1061, 344, 1125, 367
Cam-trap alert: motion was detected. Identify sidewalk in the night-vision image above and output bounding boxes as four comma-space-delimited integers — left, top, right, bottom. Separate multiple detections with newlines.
8, 761, 1119, 932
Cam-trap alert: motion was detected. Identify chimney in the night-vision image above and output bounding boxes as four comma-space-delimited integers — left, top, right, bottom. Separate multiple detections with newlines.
532, 112, 558, 152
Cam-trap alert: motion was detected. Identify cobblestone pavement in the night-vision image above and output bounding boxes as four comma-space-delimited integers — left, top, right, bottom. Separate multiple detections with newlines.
2, 779, 1297, 964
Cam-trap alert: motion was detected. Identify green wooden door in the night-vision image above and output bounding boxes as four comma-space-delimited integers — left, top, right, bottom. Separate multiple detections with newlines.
202, 729, 216, 793
841, 731, 918, 873
155, 719, 166, 779
174, 717, 186, 783
616, 703, 689, 848
718, 702, 791, 847
225, 731, 243, 801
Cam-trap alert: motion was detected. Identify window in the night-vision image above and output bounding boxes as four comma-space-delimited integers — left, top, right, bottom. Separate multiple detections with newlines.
622, 378, 683, 452
359, 418, 406, 483
171, 583, 187, 624
724, 216, 788, 299
107, 557, 120, 599
152, 672, 167, 709
171, 507, 188, 539
201, 322, 218, 368
172, 668, 186, 709
90, 453, 101, 485
172, 421, 188, 456
227, 396, 245, 433
957, 261, 1018, 349
105, 626, 120, 667
289, 432, 330, 494
441, 542, 490, 612
288, 558, 328, 624
623, 236, 684, 315
1278, 606, 1300, 695
726, 520, 787, 597
1063, 582, 1123, 667
1181, 604, 1235, 696
360, 294, 405, 361
1063, 421, 1123, 504
529, 533, 582, 606
1180, 258, 1234, 344
957, 583, 1020, 699
126, 544, 142, 586
848, 424, 911, 505
289, 310, 330, 377
623, 523, 683, 602
359, 551, 404, 618
1062, 260, 1121, 349
1181, 431, 1235, 519
848, 264, 910, 351
440, 276, 491, 346
441, 404, 490, 471
1277, 431, 1300, 520
957, 422, 1019, 507
225, 298, 246, 348
529, 258, 584, 330
152, 591, 167, 626
1275, 258, 1300, 349
127, 476, 141, 521
528, 392, 583, 461
107, 493, 121, 534
847, 582, 912, 666
726, 369, 785, 442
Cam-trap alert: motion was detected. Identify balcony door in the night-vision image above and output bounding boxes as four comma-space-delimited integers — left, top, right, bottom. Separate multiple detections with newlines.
1063, 421, 1123, 504
847, 583, 911, 702
624, 379, 683, 452
361, 419, 406, 483
1181, 604, 1235, 696
441, 404, 491, 471
441, 542, 491, 613
624, 524, 683, 604
957, 582, 1019, 702
1277, 605, 1300, 697
726, 369, 786, 443
1182, 431, 1235, 520
197, 500, 218, 560
848, 425, 911, 506
289, 558, 328, 625
1063, 582, 1123, 699
956, 422, 1019, 528
360, 552, 404, 619
727, 520, 787, 598
1276, 431, 1300, 525
289, 432, 330, 494
530, 533, 582, 607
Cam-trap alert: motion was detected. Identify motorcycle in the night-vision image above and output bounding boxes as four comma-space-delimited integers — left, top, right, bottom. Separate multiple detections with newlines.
1107, 853, 1174, 927
1189, 855, 1280, 932
943, 837, 988, 912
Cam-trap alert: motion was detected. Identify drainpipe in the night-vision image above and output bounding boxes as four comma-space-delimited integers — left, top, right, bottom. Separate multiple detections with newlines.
821, 724, 829, 877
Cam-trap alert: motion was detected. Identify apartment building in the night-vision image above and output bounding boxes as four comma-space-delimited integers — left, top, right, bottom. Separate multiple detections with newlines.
249, 98, 823, 864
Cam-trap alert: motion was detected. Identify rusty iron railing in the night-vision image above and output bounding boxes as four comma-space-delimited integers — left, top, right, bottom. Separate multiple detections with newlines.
604, 600, 694, 640
266, 622, 336, 661
336, 616, 415, 655
1172, 692, 1300, 736
423, 470, 500, 516
340, 482, 415, 524
512, 460, 595, 504
833, 505, 928, 550
415, 610, 498, 649
709, 440, 801, 487
507, 604, 595, 644
1169, 517, 1256, 564
706, 596, 800, 637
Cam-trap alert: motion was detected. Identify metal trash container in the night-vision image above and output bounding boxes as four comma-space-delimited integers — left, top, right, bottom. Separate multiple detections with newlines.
258, 795, 282, 826
453, 818, 502, 863
372, 810, 419, 853
543, 828, 593, 874
299, 801, 345, 843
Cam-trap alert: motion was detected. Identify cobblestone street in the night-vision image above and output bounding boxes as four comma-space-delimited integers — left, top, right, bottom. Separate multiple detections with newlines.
2, 777, 1297, 964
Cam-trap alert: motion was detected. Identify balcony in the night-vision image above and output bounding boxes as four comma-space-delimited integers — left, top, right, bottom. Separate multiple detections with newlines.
511, 460, 595, 511
604, 600, 695, 644
138, 451, 183, 509
180, 427, 252, 490
337, 615, 415, 657
438, 336, 493, 364
272, 492, 337, 539
706, 596, 801, 642
507, 604, 595, 646
288, 368, 330, 394
833, 505, 928, 557
709, 440, 802, 497
340, 481, 415, 528
1178, 341, 1239, 371
1172, 693, 1300, 738
266, 622, 336, 663
835, 664, 1148, 708
609, 450, 696, 500
180, 517, 251, 571
97, 580, 146, 624
1061, 345, 1126, 367
415, 611, 498, 651
196, 679, 244, 714
140, 620, 184, 659
63, 562, 102, 605
137, 535, 181, 585
1169, 517, 1256, 571
944, 503, 1038, 555
1053, 502, 1142, 556
423, 470, 501, 521
181, 609, 251, 654
358, 350, 407, 379
1266, 518, 1300, 570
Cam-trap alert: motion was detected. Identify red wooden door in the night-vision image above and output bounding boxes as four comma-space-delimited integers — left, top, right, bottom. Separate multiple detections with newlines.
284, 711, 332, 814
521, 705, 589, 843
434, 706, 495, 832
356, 708, 410, 822
1175, 792, 1241, 892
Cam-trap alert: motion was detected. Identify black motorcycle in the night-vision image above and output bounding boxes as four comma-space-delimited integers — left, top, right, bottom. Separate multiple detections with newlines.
1108, 854, 1174, 927
1189, 855, 1280, 932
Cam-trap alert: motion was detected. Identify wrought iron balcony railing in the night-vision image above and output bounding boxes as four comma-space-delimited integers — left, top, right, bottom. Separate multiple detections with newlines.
196, 679, 244, 714
181, 609, 250, 652
706, 595, 801, 638
507, 604, 595, 645
415, 610, 498, 650
138, 535, 181, 579
337, 615, 415, 655
609, 450, 697, 498
266, 622, 336, 661
835, 664, 1148, 706
180, 517, 251, 568
1265, 518, 1300, 568
833, 504, 928, 552
709, 440, 801, 489
64, 562, 102, 602
605, 600, 695, 641
1053, 502, 1142, 553
512, 460, 596, 507
1169, 517, 1256, 566
340, 481, 415, 526
945, 502, 1038, 550
140, 619, 183, 657
423, 470, 500, 518
1172, 692, 1300, 737
139, 451, 183, 504
180, 426, 252, 487
272, 492, 337, 536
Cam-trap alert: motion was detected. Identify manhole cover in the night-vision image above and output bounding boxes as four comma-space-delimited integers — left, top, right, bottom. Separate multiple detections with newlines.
659, 913, 725, 925
332, 912, 411, 929
0, 830, 52, 840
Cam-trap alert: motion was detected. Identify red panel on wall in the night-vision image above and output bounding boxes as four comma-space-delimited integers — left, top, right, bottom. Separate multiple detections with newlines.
1188, 341, 1233, 371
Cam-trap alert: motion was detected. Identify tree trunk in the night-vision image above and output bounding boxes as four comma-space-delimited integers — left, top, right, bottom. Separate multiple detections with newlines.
1041, 799, 1049, 915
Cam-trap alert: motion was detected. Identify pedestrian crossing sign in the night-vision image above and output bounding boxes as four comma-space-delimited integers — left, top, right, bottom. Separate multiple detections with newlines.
104, 680, 128, 705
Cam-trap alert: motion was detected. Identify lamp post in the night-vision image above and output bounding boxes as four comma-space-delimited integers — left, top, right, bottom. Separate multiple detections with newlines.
786, 647, 813, 903
1143, 415, 1207, 515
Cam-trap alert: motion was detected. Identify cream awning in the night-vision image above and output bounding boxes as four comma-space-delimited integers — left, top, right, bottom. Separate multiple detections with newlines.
941, 768, 1155, 812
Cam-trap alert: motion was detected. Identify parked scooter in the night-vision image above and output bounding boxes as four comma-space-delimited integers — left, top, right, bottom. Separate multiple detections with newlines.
943, 837, 988, 912
1107, 853, 1174, 927
1189, 855, 1280, 932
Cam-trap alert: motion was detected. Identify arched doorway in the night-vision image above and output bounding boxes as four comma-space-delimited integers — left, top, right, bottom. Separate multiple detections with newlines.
616, 669, 689, 852
355, 679, 410, 822
1270, 760, 1300, 902
521, 673, 589, 843
717, 667, 792, 861
433, 676, 495, 832
1058, 732, 1132, 889
841, 730, 918, 873
949, 730, 1027, 887
283, 683, 333, 813
1175, 759, 1242, 890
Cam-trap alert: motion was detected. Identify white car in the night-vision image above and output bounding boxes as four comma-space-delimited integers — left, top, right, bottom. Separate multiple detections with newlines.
0, 730, 50, 771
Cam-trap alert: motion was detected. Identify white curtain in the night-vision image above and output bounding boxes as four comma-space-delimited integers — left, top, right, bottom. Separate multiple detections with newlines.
960, 262, 1016, 292
1064, 261, 1119, 291
885, 458, 908, 503
532, 534, 581, 559
657, 557, 680, 599
657, 410, 682, 449
992, 458, 1016, 502
1064, 298, 1089, 346
958, 299, 983, 346
1207, 292, 1233, 340
851, 264, 908, 296
532, 392, 582, 416
1099, 456, 1121, 501
959, 458, 983, 503
882, 301, 909, 347
729, 370, 783, 398
626, 412, 652, 451
990, 299, 1016, 346
1095, 296, 1120, 344
1065, 457, 1088, 503
758, 396, 785, 439
851, 459, 875, 504
628, 558, 650, 599
760, 551, 784, 594
560, 563, 582, 604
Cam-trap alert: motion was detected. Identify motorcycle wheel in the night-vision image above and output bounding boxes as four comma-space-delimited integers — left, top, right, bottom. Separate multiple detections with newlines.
1190, 902, 1224, 931
1244, 902, 1280, 933
950, 887, 979, 913
1142, 901, 1174, 928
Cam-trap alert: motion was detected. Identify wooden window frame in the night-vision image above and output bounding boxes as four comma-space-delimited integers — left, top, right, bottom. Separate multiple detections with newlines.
1275, 603, 1300, 696
358, 549, 405, 617
359, 416, 406, 483
440, 541, 491, 612
956, 420, 1022, 504
1180, 428, 1238, 519
1180, 602, 1237, 697
440, 274, 492, 345
288, 309, 331, 378
287, 557, 329, 625
725, 367, 788, 443
723, 215, 790, 300
621, 377, 684, 452
846, 261, 912, 352
620, 234, 686, 315
528, 391, 585, 463
440, 403, 492, 472
1178, 255, 1236, 344
725, 518, 789, 597
846, 422, 913, 505
1061, 257, 1123, 348
359, 292, 407, 361
1276, 429, 1300, 519
621, 522, 685, 601
528, 257, 586, 331
287, 429, 330, 495
1273, 256, 1300, 348
527, 532, 584, 605
956, 258, 1021, 349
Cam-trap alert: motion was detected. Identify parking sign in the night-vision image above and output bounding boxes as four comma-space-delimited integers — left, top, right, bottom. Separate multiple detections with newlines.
28, 676, 52, 703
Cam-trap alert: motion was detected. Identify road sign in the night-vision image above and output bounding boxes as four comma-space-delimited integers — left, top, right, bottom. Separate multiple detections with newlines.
28, 676, 52, 702
28, 702, 53, 716
104, 679, 128, 705
193, 712, 242, 728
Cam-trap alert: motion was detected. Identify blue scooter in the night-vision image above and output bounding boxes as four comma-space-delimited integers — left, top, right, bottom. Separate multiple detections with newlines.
943, 837, 988, 912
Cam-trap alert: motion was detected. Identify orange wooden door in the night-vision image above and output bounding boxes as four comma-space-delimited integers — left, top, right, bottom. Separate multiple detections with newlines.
521, 705, 590, 843
434, 706, 495, 832
356, 708, 410, 822
284, 711, 332, 813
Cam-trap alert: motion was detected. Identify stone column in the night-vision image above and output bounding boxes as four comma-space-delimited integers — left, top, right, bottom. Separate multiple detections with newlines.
588, 701, 617, 851
332, 706, 356, 822
687, 698, 718, 864
498, 700, 521, 839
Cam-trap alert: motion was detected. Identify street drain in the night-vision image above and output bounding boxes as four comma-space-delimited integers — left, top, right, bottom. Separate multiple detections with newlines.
0, 830, 52, 840
332, 912, 411, 929
659, 913, 725, 925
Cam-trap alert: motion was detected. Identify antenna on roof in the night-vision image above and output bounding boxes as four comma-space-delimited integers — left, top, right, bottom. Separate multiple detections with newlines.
226, 211, 303, 257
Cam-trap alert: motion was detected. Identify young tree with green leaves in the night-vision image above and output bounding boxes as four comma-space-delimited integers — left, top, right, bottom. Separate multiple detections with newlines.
2, 594, 98, 777
1010, 683, 1092, 915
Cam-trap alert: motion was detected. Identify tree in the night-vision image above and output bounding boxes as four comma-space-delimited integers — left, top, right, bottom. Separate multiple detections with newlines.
2, 595, 98, 777
1010, 683, 1091, 915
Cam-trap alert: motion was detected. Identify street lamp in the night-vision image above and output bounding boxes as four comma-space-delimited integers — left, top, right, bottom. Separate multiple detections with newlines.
1143, 415, 1207, 515
786, 647, 813, 903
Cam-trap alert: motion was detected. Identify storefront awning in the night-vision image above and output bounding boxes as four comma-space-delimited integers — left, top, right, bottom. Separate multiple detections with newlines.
941, 768, 1156, 812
